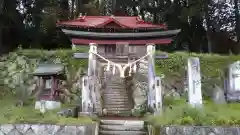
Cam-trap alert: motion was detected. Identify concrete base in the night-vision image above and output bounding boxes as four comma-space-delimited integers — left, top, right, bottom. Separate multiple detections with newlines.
35, 100, 61, 110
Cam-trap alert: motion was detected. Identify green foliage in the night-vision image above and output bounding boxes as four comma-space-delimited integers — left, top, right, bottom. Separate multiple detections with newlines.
156, 52, 240, 97
0, 96, 93, 124
146, 98, 240, 126
1, 49, 88, 102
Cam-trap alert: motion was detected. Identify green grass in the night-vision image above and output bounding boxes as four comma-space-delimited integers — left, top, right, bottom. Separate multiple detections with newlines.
0, 96, 94, 125
145, 98, 240, 126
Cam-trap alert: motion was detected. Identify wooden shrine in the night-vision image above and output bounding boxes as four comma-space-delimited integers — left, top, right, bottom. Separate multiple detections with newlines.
33, 63, 66, 110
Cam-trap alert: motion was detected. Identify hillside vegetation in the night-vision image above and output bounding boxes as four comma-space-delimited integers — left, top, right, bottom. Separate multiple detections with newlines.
1, 49, 238, 98
0, 49, 239, 124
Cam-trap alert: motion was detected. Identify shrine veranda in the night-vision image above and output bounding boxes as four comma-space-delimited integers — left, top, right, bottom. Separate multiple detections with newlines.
2, 49, 240, 125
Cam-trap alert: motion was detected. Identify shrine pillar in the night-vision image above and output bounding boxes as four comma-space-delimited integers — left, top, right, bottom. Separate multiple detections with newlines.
88, 43, 97, 76
88, 43, 101, 113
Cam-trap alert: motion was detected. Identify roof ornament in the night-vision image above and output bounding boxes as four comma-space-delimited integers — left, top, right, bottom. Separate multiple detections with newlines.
78, 13, 86, 22
136, 15, 144, 24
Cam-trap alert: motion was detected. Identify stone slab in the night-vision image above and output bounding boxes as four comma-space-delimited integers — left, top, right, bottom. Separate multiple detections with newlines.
100, 125, 144, 131
35, 100, 61, 110
100, 120, 144, 126
99, 130, 146, 135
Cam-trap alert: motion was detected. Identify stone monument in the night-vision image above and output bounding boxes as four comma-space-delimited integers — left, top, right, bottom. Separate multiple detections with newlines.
81, 76, 93, 112
155, 76, 163, 114
225, 61, 240, 102
187, 57, 203, 107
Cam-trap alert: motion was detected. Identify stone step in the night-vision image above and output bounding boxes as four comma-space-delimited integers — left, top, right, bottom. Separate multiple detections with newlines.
104, 99, 129, 102
99, 125, 145, 131
100, 120, 144, 126
107, 87, 124, 89
107, 85, 124, 88
103, 93, 128, 96
105, 110, 132, 115
103, 98, 130, 105
103, 96, 128, 99
104, 104, 131, 108
99, 130, 147, 135
104, 90, 127, 93
103, 98, 130, 102
104, 107, 131, 111
104, 88, 127, 91
104, 92, 127, 94
104, 91, 127, 94
104, 101, 130, 105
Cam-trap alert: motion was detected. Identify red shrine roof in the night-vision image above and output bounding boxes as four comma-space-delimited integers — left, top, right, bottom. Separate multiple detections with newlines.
57, 16, 167, 29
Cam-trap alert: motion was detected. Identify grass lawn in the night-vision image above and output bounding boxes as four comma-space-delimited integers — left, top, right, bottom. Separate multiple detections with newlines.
0, 96, 94, 125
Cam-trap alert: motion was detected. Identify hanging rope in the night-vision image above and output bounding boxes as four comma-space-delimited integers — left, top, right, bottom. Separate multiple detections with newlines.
89, 50, 155, 78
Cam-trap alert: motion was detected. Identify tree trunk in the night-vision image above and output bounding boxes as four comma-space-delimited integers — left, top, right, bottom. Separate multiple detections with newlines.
71, 0, 75, 19
204, 0, 212, 53
75, 0, 85, 17
59, 0, 70, 20
0, 0, 4, 54
234, 0, 240, 42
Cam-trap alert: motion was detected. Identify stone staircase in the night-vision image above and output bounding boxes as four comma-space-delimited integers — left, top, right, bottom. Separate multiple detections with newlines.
99, 119, 147, 135
102, 75, 133, 115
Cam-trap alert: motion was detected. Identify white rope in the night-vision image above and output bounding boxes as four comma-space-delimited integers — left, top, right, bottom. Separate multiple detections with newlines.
90, 50, 154, 78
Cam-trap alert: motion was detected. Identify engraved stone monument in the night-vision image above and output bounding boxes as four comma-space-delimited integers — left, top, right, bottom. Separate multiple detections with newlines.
225, 61, 240, 102
155, 76, 162, 114
187, 57, 203, 107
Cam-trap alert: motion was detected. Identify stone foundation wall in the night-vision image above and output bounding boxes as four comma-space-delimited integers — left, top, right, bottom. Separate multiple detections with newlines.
0, 123, 97, 135
157, 126, 240, 135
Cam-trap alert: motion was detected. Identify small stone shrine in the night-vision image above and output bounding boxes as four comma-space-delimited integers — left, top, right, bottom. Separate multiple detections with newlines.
224, 61, 240, 102
33, 63, 66, 110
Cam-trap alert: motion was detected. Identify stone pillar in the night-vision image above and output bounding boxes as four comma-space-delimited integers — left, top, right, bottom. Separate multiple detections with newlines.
155, 76, 162, 114
147, 43, 155, 109
187, 57, 203, 107
87, 43, 98, 112
50, 76, 54, 100
81, 76, 93, 112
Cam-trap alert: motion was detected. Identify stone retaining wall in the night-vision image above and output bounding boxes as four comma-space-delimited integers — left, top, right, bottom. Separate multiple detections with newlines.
158, 126, 240, 135
0, 123, 97, 135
